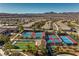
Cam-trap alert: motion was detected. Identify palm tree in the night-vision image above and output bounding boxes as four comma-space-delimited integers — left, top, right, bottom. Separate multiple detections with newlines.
3, 42, 15, 49
18, 24, 24, 33
77, 34, 79, 40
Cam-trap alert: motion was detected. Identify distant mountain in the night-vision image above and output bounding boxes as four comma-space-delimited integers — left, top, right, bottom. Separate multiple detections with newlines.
0, 12, 79, 18
62, 12, 79, 14
44, 12, 57, 14
0, 12, 79, 15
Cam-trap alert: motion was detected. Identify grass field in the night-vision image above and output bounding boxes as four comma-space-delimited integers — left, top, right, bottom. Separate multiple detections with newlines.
15, 42, 36, 49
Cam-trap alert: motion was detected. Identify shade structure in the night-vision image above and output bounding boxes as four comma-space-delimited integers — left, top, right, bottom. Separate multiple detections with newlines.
58, 38, 62, 42
32, 32, 35, 38
47, 40, 53, 44
42, 32, 45, 36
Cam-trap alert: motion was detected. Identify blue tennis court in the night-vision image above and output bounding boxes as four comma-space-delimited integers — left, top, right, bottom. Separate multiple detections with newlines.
22, 32, 32, 38
35, 32, 43, 39
60, 36, 73, 45
48, 35, 51, 38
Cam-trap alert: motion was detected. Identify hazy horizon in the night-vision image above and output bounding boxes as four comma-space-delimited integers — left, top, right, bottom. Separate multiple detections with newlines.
0, 3, 79, 14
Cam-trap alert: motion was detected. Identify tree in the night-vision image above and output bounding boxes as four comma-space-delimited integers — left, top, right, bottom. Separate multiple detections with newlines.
3, 42, 15, 49
0, 34, 10, 44
4, 50, 10, 55
22, 50, 26, 53
38, 44, 47, 56
18, 24, 24, 32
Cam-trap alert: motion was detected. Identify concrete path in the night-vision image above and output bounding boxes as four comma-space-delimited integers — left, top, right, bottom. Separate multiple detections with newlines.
20, 52, 28, 56
10, 33, 20, 41
10, 31, 22, 41
53, 23, 59, 31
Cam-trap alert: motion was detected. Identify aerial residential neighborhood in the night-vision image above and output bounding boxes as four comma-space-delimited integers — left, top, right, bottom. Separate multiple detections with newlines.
0, 3, 79, 56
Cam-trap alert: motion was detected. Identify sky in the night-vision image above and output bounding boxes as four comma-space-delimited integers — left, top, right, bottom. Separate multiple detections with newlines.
0, 3, 79, 13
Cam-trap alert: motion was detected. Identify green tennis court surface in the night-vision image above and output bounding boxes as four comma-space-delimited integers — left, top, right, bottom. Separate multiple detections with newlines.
15, 42, 36, 49
52, 35, 57, 38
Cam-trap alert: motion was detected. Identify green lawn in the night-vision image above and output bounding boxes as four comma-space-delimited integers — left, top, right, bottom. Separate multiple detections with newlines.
15, 42, 36, 49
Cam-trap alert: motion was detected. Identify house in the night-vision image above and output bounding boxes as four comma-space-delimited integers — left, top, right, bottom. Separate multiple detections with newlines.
0, 26, 18, 33
0, 28, 8, 35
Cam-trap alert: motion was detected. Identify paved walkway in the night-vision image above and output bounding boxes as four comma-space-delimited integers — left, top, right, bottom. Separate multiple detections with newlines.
20, 52, 28, 56
10, 31, 22, 41
53, 23, 59, 31
10, 33, 20, 41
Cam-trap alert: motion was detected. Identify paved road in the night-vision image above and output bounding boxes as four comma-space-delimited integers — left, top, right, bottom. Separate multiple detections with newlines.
53, 23, 59, 31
